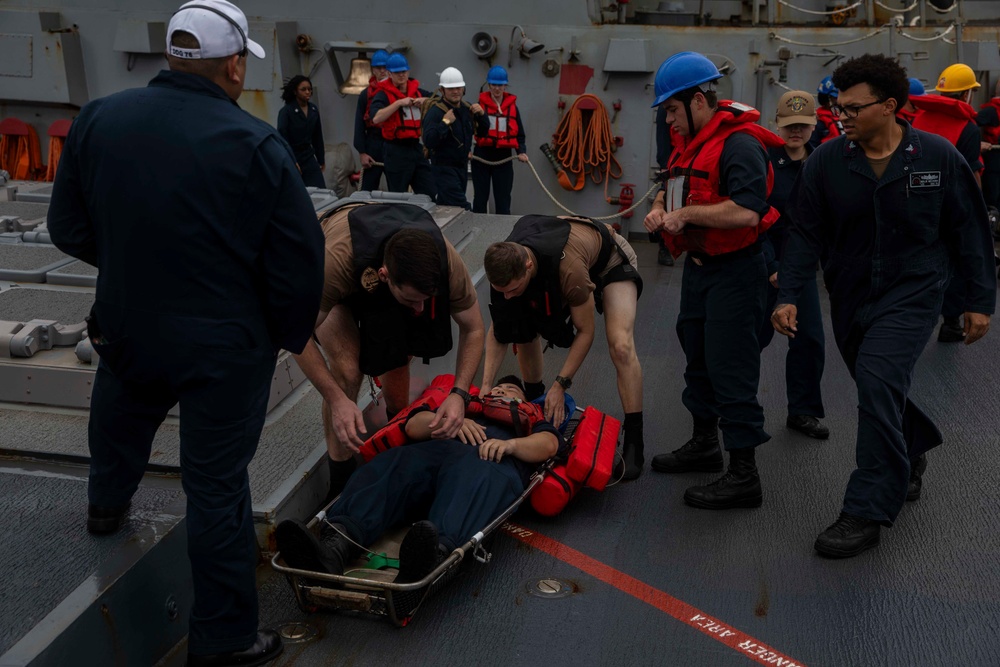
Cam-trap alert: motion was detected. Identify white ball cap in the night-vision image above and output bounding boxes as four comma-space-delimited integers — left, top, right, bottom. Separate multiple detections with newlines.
167, 0, 265, 60
439, 67, 466, 88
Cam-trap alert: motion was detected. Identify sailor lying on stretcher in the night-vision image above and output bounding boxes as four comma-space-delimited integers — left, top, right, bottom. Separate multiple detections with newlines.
275, 376, 566, 584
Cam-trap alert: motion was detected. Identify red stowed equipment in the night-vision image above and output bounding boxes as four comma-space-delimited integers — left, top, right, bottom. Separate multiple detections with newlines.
358, 374, 479, 462
530, 463, 582, 517
564, 406, 620, 492
529, 405, 621, 516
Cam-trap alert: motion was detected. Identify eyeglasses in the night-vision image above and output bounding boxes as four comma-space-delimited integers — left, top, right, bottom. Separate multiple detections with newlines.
830, 100, 884, 119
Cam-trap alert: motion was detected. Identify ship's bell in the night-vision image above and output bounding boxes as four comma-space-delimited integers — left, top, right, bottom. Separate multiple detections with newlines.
339, 57, 372, 94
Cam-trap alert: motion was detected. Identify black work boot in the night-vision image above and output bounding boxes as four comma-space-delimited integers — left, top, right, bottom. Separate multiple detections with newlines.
814, 513, 881, 558
906, 454, 928, 502
651, 417, 723, 473
937, 317, 964, 343
621, 413, 645, 481
275, 519, 360, 575
683, 447, 762, 510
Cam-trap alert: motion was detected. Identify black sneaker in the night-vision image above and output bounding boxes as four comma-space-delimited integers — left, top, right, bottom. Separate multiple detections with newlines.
396, 520, 442, 584
786, 415, 830, 440
906, 454, 927, 502
814, 513, 880, 558
937, 318, 964, 343
87, 502, 130, 535
275, 519, 353, 575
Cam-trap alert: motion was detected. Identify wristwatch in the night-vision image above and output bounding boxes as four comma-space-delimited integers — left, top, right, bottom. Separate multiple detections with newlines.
554, 375, 573, 390
449, 386, 472, 406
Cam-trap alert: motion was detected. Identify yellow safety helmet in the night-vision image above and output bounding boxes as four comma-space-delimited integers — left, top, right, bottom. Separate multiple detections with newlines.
935, 63, 981, 93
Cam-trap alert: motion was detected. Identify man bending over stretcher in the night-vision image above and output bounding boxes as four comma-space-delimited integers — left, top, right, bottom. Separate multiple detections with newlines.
276, 376, 565, 584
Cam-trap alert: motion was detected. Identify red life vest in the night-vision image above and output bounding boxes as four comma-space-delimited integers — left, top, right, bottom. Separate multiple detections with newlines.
816, 107, 842, 143
896, 107, 921, 124
476, 92, 520, 149
911, 94, 978, 147
981, 98, 1000, 145
363, 76, 380, 128
376, 78, 424, 141
661, 101, 783, 259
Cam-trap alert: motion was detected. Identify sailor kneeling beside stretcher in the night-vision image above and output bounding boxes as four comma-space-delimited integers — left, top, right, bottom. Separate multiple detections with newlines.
275, 376, 566, 585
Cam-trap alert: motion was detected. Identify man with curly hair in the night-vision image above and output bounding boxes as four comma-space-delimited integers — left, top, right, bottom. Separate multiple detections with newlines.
773, 54, 996, 558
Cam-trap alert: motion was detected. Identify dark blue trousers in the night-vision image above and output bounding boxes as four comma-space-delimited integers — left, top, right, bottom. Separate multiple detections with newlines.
330, 440, 523, 552
676, 252, 771, 450
361, 164, 385, 192
833, 273, 946, 525
88, 310, 275, 655
758, 277, 826, 417
471, 158, 514, 214
432, 164, 470, 209
383, 142, 436, 198
298, 153, 327, 189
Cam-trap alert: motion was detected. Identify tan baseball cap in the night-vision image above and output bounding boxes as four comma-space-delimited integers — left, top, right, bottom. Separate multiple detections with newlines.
775, 90, 818, 127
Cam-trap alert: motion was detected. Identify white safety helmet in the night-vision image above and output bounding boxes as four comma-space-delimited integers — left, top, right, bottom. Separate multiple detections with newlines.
439, 67, 466, 89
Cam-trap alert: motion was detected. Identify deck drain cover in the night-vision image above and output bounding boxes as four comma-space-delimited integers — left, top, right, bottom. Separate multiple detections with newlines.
525, 577, 574, 599
277, 621, 319, 643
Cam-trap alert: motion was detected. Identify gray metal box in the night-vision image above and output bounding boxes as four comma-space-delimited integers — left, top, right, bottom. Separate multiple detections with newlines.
963, 41, 1000, 72
603, 38, 655, 73
113, 20, 167, 54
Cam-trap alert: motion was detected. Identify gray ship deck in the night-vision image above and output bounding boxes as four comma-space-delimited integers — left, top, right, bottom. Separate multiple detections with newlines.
241, 243, 1000, 667
2, 203, 999, 665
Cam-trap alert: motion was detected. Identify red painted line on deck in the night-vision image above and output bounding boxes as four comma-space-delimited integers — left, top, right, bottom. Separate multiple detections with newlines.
501, 522, 807, 667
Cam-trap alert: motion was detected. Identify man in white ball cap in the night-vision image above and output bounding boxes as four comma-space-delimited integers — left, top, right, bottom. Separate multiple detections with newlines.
47, 1, 324, 665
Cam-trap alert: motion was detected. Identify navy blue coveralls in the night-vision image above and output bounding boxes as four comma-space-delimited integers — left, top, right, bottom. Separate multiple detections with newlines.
328, 414, 563, 552
277, 100, 327, 189
354, 86, 386, 191
47, 70, 325, 654
370, 87, 437, 198
780, 121, 996, 525
757, 145, 826, 419
471, 103, 525, 215
423, 100, 488, 208
676, 133, 772, 451
936, 121, 985, 322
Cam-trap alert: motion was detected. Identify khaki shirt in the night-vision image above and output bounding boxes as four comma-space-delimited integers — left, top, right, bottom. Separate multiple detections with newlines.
319, 208, 477, 314
559, 220, 637, 308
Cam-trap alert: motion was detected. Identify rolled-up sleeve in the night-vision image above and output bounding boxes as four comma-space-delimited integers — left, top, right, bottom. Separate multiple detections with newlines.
244, 136, 325, 353
720, 133, 771, 218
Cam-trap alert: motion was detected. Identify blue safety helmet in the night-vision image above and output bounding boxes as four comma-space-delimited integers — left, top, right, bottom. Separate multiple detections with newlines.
817, 76, 838, 98
487, 65, 509, 85
908, 77, 925, 96
651, 52, 722, 108
371, 49, 389, 68
386, 52, 409, 73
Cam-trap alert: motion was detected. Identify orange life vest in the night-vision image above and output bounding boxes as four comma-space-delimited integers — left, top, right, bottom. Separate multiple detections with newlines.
476, 92, 520, 149
981, 98, 1000, 145
661, 101, 783, 259
911, 94, 979, 147
376, 78, 424, 141
816, 107, 842, 143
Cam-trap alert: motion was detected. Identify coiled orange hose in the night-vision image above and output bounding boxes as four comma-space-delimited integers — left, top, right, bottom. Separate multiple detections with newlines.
550, 94, 623, 194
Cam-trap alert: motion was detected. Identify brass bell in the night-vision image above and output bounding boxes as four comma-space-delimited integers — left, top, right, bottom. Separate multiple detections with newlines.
339, 57, 372, 95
